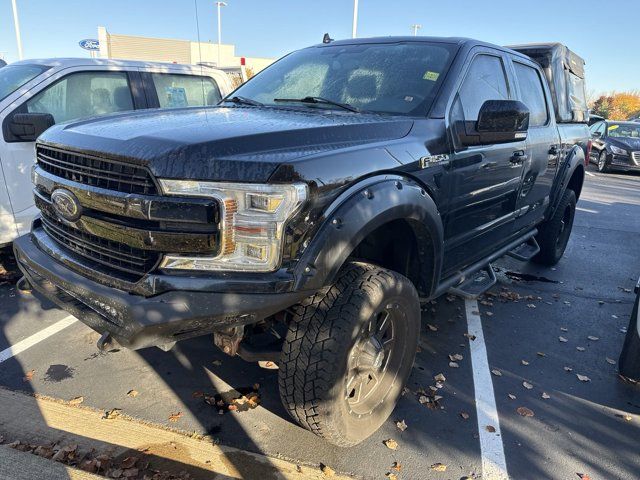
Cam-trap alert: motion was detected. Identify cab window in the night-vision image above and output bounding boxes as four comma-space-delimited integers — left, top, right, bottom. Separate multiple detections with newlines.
513, 62, 549, 127
151, 74, 221, 108
451, 54, 510, 123
26, 71, 133, 124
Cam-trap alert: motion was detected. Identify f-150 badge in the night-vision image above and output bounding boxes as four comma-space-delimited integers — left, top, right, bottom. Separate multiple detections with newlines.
419, 154, 450, 169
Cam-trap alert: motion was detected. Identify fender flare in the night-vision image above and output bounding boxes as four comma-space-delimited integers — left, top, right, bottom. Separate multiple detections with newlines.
293, 175, 444, 295
549, 145, 585, 218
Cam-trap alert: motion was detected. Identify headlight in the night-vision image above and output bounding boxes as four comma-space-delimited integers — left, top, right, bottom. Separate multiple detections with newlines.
610, 145, 628, 155
158, 180, 307, 272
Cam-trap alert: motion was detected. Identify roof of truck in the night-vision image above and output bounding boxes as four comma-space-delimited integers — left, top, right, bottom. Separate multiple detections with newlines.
313, 36, 529, 56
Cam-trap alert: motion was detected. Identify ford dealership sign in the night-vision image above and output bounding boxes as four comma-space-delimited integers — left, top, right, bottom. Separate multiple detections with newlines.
78, 39, 100, 51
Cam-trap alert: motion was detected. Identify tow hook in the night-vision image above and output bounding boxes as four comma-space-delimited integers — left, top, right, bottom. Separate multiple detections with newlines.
213, 327, 244, 356
16, 276, 33, 295
97, 332, 115, 352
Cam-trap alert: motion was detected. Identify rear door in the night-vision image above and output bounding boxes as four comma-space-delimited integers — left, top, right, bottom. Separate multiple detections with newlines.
510, 58, 560, 230
442, 49, 526, 274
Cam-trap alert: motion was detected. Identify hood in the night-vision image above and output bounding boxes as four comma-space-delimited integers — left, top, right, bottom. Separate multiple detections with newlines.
39, 106, 414, 182
608, 136, 640, 152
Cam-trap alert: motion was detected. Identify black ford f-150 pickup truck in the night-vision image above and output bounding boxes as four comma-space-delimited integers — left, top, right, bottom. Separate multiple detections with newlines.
14, 37, 589, 446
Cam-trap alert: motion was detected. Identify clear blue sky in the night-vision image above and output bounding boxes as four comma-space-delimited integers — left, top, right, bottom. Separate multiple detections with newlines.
0, 0, 638, 94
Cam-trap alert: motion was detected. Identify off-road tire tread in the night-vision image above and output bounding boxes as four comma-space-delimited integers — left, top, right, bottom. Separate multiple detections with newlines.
278, 261, 417, 447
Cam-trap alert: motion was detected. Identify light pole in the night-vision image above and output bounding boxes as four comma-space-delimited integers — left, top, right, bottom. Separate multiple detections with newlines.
411, 24, 422, 36
216, 1, 227, 66
11, 0, 24, 60
352, 0, 359, 38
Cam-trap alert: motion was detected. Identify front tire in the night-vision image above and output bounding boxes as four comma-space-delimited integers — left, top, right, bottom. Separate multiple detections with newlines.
279, 262, 420, 447
598, 151, 609, 173
532, 189, 576, 266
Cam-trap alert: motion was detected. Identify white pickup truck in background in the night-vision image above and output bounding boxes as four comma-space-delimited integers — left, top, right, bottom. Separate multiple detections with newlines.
0, 58, 234, 246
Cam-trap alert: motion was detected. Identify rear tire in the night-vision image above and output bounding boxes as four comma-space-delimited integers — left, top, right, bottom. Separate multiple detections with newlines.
278, 262, 420, 447
597, 151, 609, 173
532, 189, 576, 266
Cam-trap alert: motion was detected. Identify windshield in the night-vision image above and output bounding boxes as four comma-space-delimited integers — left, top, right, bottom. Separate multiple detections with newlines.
608, 123, 640, 138
229, 42, 456, 116
0, 64, 49, 102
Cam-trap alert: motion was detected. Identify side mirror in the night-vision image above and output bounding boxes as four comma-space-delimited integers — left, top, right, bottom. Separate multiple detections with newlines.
9, 113, 55, 141
455, 100, 529, 146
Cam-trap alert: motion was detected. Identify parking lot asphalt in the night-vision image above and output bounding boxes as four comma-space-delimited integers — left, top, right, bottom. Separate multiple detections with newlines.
0, 166, 639, 480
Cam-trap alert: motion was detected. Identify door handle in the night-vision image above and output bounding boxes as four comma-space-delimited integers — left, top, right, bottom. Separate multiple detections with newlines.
510, 150, 527, 164
481, 161, 498, 169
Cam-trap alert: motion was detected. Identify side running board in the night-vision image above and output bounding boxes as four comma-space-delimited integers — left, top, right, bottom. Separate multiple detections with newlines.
448, 264, 497, 299
507, 236, 540, 262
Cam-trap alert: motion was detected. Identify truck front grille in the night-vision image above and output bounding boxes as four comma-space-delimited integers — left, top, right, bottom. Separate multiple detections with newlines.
40, 212, 160, 279
37, 145, 157, 195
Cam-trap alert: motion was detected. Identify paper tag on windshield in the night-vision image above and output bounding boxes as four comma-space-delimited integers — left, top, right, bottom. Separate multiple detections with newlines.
423, 71, 440, 81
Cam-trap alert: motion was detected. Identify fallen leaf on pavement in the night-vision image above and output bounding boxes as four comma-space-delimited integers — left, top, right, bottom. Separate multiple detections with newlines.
485, 425, 496, 433
523, 381, 534, 390
211, 360, 223, 366
460, 412, 470, 420
576, 374, 591, 382
168, 412, 183, 422
559, 336, 568, 343
577, 474, 591, 480
449, 353, 464, 361
564, 366, 574, 372
126, 390, 138, 398
606, 358, 616, 365
542, 392, 551, 400
396, 420, 407, 432
434, 373, 446, 382
517, 406, 535, 417
614, 413, 632, 422
587, 336, 599, 341
391, 462, 402, 471
120, 456, 138, 469
430, 463, 447, 472
23, 370, 35, 382
491, 369, 503, 377
68, 396, 84, 406
560, 327, 568, 332
320, 464, 335, 477
418, 395, 429, 405
383, 439, 398, 450
464, 333, 476, 341
508, 394, 517, 400
385, 474, 398, 480
576, 347, 586, 352
427, 324, 438, 332
449, 362, 460, 368
521, 360, 530, 366
537, 352, 546, 357
103, 408, 121, 420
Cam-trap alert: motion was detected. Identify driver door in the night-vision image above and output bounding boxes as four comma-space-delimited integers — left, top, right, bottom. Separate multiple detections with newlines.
441, 50, 526, 275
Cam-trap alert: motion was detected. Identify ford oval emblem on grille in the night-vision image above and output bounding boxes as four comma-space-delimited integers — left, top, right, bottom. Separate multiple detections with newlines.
51, 189, 82, 222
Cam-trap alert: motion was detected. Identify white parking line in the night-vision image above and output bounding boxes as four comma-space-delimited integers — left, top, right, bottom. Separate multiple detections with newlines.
585, 171, 595, 177
0, 316, 77, 364
465, 299, 509, 480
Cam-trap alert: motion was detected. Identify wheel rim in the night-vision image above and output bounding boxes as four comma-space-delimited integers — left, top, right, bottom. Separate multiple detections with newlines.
598, 153, 606, 170
345, 304, 403, 416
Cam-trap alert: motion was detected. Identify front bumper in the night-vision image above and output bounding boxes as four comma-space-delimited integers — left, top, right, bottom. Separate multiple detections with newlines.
609, 154, 640, 171
14, 232, 309, 350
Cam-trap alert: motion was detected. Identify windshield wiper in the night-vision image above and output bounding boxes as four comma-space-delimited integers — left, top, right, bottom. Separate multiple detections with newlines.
220, 96, 264, 107
273, 96, 360, 113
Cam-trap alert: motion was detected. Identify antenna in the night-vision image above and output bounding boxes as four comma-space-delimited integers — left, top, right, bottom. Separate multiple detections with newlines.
323, 33, 334, 44
411, 24, 422, 36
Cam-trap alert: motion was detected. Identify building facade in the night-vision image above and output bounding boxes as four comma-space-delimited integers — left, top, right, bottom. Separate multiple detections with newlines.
97, 27, 274, 73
